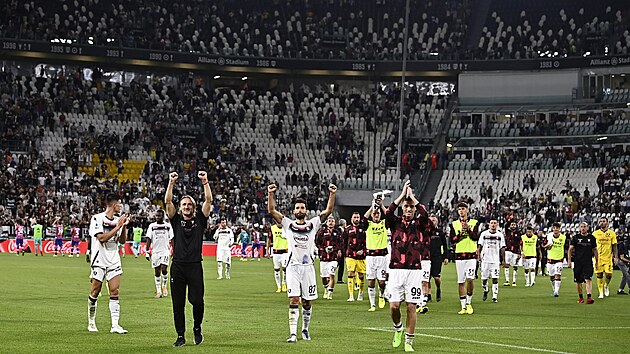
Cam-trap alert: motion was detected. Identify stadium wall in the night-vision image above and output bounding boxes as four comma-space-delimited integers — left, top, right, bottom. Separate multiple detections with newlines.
458, 69, 579, 104
0, 240, 266, 257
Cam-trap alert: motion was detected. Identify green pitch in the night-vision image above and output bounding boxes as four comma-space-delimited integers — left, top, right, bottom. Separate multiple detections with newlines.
1, 253, 627, 353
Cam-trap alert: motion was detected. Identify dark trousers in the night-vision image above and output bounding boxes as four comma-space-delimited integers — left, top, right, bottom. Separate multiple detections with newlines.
171, 262, 205, 336
337, 255, 345, 282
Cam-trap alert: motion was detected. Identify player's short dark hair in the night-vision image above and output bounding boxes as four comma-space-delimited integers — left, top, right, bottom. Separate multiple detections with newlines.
352, 211, 360, 215
294, 198, 307, 207
457, 202, 468, 209
552, 222, 561, 228
220, 217, 226, 221
526, 226, 533, 231
599, 216, 608, 222
156, 209, 164, 215
106, 193, 120, 206
402, 197, 415, 204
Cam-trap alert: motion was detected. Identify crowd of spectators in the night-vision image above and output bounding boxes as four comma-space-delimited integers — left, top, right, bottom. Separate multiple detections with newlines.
428, 163, 630, 238
1, 0, 626, 60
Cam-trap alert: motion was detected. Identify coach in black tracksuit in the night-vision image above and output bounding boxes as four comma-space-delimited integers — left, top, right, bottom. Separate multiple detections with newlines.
165, 171, 213, 347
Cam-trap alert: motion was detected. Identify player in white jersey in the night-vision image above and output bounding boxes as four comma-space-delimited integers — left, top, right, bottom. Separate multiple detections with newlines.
267, 183, 337, 343
477, 219, 507, 303
145, 209, 174, 298
213, 218, 234, 280
87, 193, 130, 334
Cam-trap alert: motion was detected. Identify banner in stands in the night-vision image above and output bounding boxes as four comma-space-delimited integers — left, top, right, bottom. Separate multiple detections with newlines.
0, 239, 265, 257
2, 38, 629, 75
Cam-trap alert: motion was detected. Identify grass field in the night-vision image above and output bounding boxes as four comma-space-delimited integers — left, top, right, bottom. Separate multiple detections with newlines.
1, 253, 628, 353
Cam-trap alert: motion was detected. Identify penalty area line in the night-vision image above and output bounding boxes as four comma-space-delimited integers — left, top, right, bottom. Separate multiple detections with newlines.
364, 327, 574, 354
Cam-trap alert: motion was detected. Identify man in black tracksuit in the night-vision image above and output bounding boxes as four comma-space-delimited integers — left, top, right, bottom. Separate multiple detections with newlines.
165, 171, 213, 347
427, 214, 449, 302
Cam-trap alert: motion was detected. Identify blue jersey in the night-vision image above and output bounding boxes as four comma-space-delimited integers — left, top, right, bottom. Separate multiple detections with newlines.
239, 231, 250, 244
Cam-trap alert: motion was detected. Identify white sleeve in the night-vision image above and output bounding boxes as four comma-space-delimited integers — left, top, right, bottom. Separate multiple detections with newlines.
89, 215, 103, 238
229, 230, 234, 245
478, 232, 485, 247
310, 216, 322, 230
500, 232, 506, 248
146, 224, 153, 240
168, 224, 174, 240
213, 229, 219, 241
281, 216, 292, 229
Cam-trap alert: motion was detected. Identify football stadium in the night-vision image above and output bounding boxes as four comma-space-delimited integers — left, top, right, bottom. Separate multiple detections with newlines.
0, 0, 629, 353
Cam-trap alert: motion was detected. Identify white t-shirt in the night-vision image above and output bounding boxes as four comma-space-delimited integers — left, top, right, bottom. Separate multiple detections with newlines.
89, 212, 123, 268
146, 221, 174, 255
282, 216, 321, 266
214, 227, 235, 249
478, 230, 506, 264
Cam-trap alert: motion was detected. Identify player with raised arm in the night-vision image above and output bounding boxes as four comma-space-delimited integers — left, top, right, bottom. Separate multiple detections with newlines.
267, 182, 337, 343
478, 219, 506, 303
145, 209, 174, 298
520, 226, 540, 287
268, 219, 289, 292
567, 222, 599, 304
213, 218, 234, 280
544, 223, 567, 297
316, 215, 343, 300
165, 171, 213, 347
385, 181, 433, 352
450, 202, 480, 315
365, 196, 389, 312
592, 217, 618, 298
87, 193, 130, 334
503, 221, 521, 286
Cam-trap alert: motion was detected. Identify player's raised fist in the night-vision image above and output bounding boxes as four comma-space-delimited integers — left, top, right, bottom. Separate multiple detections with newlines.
268, 184, 278, 193
169, 172, 179, 183
328, 184, 337, 193
197, 171, 208, 182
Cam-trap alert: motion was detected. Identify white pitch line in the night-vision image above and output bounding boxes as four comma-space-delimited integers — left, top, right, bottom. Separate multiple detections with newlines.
364, 327, 575, 354
366, 326, 630, 331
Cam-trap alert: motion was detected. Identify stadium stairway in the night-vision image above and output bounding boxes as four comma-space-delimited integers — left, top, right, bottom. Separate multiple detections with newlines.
465, 0, 493, 50
420, 169, 443, 205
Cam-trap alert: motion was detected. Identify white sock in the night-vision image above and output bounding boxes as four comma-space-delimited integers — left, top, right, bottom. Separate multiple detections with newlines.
289, 307, 299, 335
482, 280, 488, 292
530, 271, 536, 284
420, 294, 428, 307
492, 283, 499, 299
379, 287, 385, 298
162, 274, 168, 288
88, 296, 97, 323
405, 332, 414, 345
109, 297, 120, 327
302, 307, 312, 331
282, 269, 286, 284
155, 276, 161, 293
513, 269, 518, 283
368, 287, 376, 307
394, 322, 403, 332
218, 262, 223, 277
274, 270, 281, 287
460, 296, 466, 309
504, 268, 509, 281
551, 279, 555, 291
226, 264, 231, 277
555, 280, 561, 293
466, 295, 472, 305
